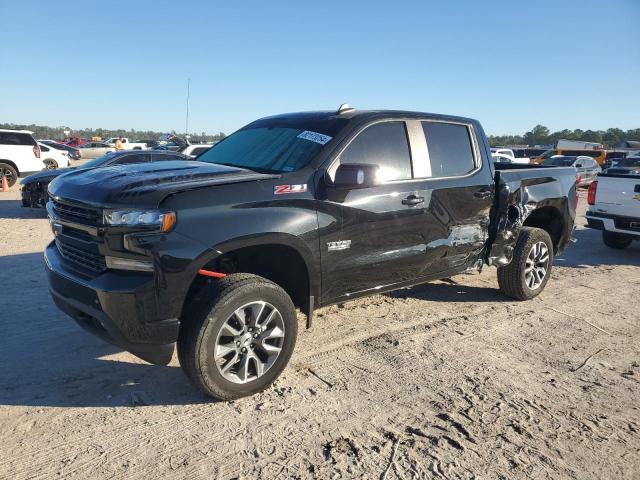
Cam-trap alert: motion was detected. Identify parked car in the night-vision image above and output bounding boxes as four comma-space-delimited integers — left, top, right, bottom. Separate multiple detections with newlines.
0, 129, 44, 187
38, 142, 71, 169
61, 137, 89, 147
492, 153, 514, 164
103, 137, 148, 150
542, 155, 601, 185
490, 148, 515, 160
604, 156, 640, 175
45, 107, 578, 400
20, 150, 189, 208
77, 141, 115, 159
180, 143, 214, 157
38, 140, 81, 160
586, 170, 640, 249
532, 148, 607, 166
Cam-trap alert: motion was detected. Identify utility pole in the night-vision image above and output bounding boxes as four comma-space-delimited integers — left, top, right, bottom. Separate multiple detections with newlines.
185, 78, 191, 137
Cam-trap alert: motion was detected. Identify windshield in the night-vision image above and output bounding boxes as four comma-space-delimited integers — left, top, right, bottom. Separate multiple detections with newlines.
543, 156, 575, 166
618, 157, 640, 167
80, 152, 117, 169
195, 127, 332, 173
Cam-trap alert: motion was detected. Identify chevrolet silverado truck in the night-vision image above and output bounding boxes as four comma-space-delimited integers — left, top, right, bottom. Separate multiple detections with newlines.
586, 172, 640, 248
45, 106, 578, 400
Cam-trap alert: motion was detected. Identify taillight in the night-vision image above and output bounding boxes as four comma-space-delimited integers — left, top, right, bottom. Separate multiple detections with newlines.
33, 145, 41, 158
587, 181, 598, 205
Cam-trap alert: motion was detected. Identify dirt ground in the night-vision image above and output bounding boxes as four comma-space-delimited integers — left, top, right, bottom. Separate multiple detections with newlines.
0, 184, 638, 480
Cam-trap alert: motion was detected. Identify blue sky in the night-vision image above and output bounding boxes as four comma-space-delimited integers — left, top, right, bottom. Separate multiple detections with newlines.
1, 0, 638, 136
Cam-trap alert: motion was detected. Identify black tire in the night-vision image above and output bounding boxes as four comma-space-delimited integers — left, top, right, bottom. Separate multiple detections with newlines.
178, 273, 298, 400
497, 227, 554, 300
0, 162, 18, 187
602, 231, 633, 249
43, 158, 58, 170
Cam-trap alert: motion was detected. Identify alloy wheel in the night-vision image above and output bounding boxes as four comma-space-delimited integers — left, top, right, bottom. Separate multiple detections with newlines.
214, 301, 285, 384
524, 241, 549, 289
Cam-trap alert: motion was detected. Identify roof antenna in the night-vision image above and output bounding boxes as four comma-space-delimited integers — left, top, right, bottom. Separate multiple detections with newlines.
337, 103, 355, 114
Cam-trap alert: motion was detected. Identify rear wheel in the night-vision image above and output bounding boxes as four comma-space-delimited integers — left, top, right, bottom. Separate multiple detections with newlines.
498, 227, 554, 300
178, 273, 298, 400
0, 163, 18, 187
602, 231, 633, 249
43, 159, 58, 170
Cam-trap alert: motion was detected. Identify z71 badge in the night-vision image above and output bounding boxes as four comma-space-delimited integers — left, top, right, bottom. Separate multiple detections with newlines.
274, 184, 307, 195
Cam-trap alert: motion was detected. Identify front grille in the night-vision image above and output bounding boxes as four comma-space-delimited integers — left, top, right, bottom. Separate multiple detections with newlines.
52, 199, 100, 224
56, 240, 107, 273
614, 217, 640, 233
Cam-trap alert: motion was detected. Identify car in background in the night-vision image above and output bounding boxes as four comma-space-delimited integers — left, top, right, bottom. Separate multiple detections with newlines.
61, 137, 89, 147
38, 142, 71, 169
20, 150, 190, 208
491, 153, 514, 164
604, 156, 640, 175
491, 148, 515, 161
38, 140, 81, 160
103, 137, 149, 150
180, 144, 214, 157
0, 129, 44, 187
542, 155, 601, 186
532, 148, 607, 166
586, 169, 640, 249
77, 141, 115, 159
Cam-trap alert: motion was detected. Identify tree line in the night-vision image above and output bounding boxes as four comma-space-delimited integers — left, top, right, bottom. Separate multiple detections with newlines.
2, 121, 638, 149
489, 125, 640, 148
0, 123, 226, 143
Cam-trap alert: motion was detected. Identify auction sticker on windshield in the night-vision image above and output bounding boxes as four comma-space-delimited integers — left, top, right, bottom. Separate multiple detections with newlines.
297, 131, 332, 145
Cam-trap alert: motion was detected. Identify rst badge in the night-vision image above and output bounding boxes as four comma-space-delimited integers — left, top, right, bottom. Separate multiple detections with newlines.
274, 184, 307, 195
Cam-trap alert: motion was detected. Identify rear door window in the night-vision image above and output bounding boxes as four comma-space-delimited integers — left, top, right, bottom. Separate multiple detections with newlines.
421, 122, 476, 178
339, 121, 412, 181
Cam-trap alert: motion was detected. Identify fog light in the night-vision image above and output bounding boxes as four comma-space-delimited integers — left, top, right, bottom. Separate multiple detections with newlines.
105, 256, 154, 272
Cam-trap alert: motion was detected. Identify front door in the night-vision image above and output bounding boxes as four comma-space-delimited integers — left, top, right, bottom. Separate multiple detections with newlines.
319, 121, 428, 303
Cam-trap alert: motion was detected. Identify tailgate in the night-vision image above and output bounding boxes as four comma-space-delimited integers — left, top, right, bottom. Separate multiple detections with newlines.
595, 175, 640, 217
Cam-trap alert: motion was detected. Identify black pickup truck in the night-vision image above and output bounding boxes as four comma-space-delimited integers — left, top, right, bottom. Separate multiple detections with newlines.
45, 107, 577, 400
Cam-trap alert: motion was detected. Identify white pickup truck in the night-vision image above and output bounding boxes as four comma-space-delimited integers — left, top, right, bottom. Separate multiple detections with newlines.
586, 173, 640, 249
103, 137, 148, 150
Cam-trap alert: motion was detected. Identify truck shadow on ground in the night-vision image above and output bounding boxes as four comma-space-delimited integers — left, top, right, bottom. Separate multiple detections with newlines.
555, 227, 640, 268
0, 198, 47, 219
0, 251, 212, 408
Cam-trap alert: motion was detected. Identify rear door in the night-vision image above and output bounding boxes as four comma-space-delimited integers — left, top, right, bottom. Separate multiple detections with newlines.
409, 120, 494, 274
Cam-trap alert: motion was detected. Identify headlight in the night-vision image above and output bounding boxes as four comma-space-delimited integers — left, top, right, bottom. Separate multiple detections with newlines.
104, 209, 176, 232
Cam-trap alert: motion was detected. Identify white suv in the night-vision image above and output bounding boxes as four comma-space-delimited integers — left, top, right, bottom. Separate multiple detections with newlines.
0, 129, 44, 187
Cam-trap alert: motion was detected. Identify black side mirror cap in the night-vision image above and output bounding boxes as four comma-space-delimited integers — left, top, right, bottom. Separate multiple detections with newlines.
332, 163, 380, 189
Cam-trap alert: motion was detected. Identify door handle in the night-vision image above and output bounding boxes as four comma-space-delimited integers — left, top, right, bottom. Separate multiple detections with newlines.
474, 189, 492, 199
402, 195, 424, 206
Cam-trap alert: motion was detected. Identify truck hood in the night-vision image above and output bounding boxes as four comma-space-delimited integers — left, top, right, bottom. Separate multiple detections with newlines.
48, 161, 278, 208
22, 167, 75, 185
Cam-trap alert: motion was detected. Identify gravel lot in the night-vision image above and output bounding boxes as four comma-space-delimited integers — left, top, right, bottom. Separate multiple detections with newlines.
0, 184, 638, 479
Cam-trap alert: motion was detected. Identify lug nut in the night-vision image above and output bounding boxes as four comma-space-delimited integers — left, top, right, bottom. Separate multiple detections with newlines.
241, 347, 247, 353
236, 341, 241, 346
250, 344, 255, 349
253, 333, 258, 338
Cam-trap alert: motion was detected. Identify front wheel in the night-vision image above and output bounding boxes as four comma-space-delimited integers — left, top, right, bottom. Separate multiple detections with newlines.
0, 163, 18, 187
178, 273, 298, 400
498, 227, 554, 300
602, 231, 633, 249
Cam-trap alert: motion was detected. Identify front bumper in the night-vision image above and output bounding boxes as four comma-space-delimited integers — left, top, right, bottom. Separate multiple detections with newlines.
44, 241, 178, 365
586, 211, 640, 237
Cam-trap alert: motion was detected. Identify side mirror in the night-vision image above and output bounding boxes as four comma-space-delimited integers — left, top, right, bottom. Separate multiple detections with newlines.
332, 163, 380, 188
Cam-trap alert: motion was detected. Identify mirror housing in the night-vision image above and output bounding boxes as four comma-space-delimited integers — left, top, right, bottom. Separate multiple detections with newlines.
332, 163, 380, 189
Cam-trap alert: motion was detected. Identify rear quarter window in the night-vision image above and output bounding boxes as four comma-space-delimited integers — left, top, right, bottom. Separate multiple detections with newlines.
422, 122, 476, 177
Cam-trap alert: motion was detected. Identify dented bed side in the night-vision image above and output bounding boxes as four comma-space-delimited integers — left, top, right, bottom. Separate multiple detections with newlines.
486, 165, 578, 266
